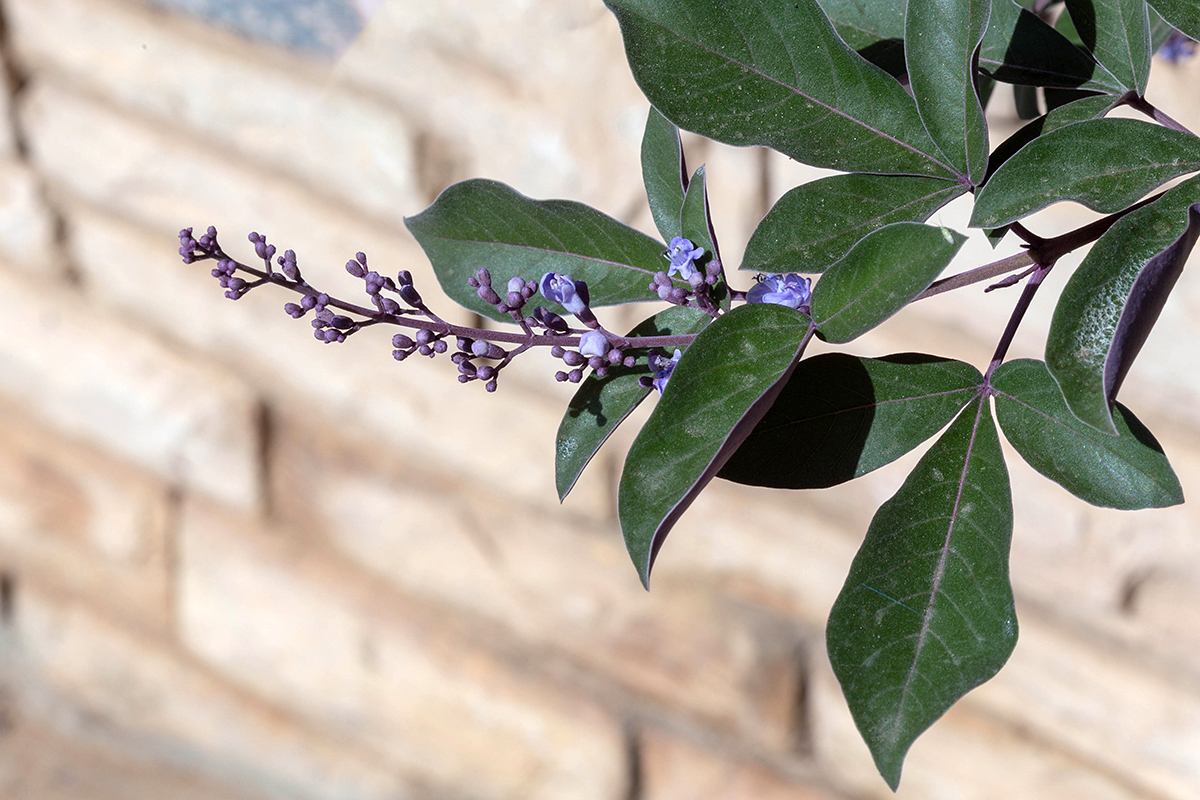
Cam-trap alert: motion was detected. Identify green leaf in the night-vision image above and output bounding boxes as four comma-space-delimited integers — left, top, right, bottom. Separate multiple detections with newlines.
815, 0, 907, 77
812, 223, 967, 343
992, 359, 1182, 508
679, 164, 729, 310
979, 0, 1123, 92
680, 165, 716, 263
719, 353, 982, 488
405, 179, 665, 321
642, 107, 688, 242
1150, 0, 1200, 40
1148, 5, 1180, 49
982, 93, 1118, 185
556, 306, 710, 501
741, 174, 965, 275
907, 0, 992, 184
1064, 0, 1151, 94
970, 118, 1200, 228
618, 304, 812, 587
603, 0, 958, 178
1045, 176, 1200, 432
828, 397, 1016, 789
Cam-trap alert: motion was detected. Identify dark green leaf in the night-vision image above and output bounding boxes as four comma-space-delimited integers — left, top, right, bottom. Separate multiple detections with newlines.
642, 107, 688, 242
618, 304, 812, 587
603, 0, 958, 177
405, 179, 664, 321
1064, 0, 1151, 94
556, 306, 710, 501
812, 223, 967, 343
992, 359, 1182, 508
1046, 176, 1200, 432
907, 0, 992, 184
741, 174, 965, 275
680, 165, 716, 262
970, 118, 1200, 228
815, 0, 907, 77
1150, 0, 1200, 40
679, 165, 730, 309
719, 353, 982, 488
828, 398, 1016, 789
983, 93, 1118, 184
980, 0, 1123, 92
1148, 5, 1180, 49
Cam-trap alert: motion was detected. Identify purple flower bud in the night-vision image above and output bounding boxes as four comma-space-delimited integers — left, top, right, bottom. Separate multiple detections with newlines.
393, 350, 408, 361
568, 369, 583, 383
485, 379, 498, 392
476, 268, 492, 286
664, 237, 705, 281
331, 315, 354, 330
648, 349, 683, 396
507, 276, 525, 294
380, 298, 401, 315
563, 350, 585, 367
346, 259, 366, 278
356, 251, 368, 265
477, 285, 501, 305
746, 273, 811, 310
478, 365, 496, 381
550, 345, 565, 359
433, 340, 447, 354
471, 340, 491, 357
578, 329, 610, 358
555, 371, 568, 382
539, 273, 589, 315
397, 270, 413, 286
393, 333, 414, 348
400, 285, 422, 306
301, 294, 317, 310
284, 302, 303, 318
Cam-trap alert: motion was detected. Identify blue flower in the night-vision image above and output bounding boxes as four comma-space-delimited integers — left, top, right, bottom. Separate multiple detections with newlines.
1160, 31, 1196, 63
578, 330, 610, 358
664, 236, 705, 281
746, 273, 811, 310
540, 272, 590, 315
648, 349, 682, 396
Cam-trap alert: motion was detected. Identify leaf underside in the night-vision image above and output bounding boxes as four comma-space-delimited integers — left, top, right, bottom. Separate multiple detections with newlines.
642, 107, 689, 242
1046, 176, 1200, 432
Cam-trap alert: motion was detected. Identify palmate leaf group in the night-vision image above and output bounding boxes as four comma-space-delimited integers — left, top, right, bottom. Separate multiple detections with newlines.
396, 0, 1198, 788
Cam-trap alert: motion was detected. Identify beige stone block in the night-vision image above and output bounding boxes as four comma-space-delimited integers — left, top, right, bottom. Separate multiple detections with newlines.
337, 0, 650, 214
968, 614, 1200, 800
11, 584, 422, 800
640, 728, 839, 800
0, 267, 259, 510
268, 412, 807, 750
0, 401, 172, 632
7, 0, 422, 225
0, 719, 265, 800
0, 159, 60, 277
177, 499, 626, 800
809, 646, 1147, 800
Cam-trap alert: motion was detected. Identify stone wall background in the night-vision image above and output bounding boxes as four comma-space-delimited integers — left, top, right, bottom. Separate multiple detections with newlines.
0, 1, 1199, 798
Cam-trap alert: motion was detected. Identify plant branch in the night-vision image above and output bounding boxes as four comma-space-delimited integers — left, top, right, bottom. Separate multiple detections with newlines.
1122, 93, 1196, 137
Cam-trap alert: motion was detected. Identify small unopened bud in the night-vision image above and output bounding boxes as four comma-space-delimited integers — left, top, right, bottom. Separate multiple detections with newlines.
507, 276, 525, 294
415, 328, 434, 345
555, 371, 568, 382
392, 333, 414, 348
400, 285, 422, 306
563, 350, 584, 367
476, 268, 492, 286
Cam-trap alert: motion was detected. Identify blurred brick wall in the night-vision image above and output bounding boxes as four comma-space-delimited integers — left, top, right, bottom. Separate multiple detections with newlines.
0, 0, 1199, 798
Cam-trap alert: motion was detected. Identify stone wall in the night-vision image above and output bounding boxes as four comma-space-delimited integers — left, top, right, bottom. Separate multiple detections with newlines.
0, 1, 1199, 798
